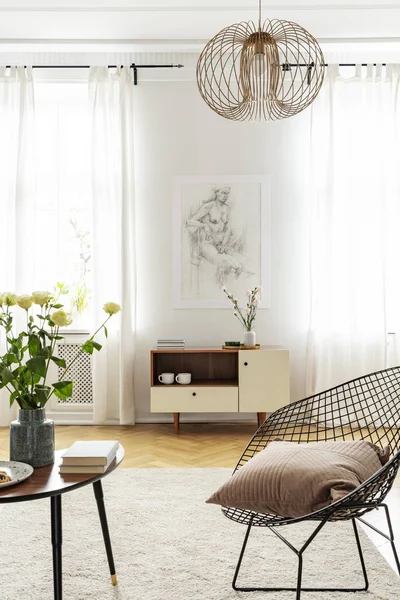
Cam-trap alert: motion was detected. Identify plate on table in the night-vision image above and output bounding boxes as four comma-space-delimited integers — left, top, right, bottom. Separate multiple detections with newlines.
0, 460, 34, 489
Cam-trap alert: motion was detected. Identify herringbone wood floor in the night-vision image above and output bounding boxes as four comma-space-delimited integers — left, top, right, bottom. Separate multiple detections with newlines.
0, 422, 258, 467
0, 422, 399, 574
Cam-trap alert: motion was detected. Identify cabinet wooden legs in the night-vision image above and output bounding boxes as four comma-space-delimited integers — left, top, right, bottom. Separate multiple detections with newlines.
257, 412, 266, 427
172, 412, 265, 432
173, 412, 180, 434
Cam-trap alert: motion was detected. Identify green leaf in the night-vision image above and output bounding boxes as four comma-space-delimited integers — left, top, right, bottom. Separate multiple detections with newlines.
56, 282, 69, 295
52, 303, 63, 309
81, 340, 94, 355
53, 380, 73, 399
29, 335, 40, 356
7, 336, 19, 347
51, 356, 66, 368
92, 341, 102, 352
1, 367, 15, 385
34, 385, 51, 406
9, 390, 19, 407
4, 352, 17, 365
26, 356, 46, 377
103, 326, 108, 338
39, 346, 51, 358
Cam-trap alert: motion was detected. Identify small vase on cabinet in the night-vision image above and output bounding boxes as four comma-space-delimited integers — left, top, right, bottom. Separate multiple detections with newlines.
243, 330, 256, 347
10, 408, 54, 468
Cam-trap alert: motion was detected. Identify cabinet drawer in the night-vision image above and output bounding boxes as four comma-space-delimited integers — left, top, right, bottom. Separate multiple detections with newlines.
151, 386, 238, 413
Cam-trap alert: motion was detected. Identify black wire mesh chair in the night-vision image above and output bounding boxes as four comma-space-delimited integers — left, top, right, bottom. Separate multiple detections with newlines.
223, 366, 400, 600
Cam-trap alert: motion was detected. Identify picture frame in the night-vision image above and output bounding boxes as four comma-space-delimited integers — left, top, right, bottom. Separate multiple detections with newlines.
172, 174, 270, 309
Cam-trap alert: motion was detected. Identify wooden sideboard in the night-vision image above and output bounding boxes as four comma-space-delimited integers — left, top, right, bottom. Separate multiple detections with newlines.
150, 347, 290, 433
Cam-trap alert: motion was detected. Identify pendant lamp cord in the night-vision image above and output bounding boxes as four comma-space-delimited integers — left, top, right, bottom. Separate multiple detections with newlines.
258, 0, 262, 29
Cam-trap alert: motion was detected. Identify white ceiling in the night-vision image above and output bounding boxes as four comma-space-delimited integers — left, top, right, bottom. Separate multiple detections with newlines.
0, 1, 400, 68
0, 2, 399, 48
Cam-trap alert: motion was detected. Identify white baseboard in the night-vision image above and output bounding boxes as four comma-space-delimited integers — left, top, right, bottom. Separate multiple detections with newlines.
136, 414, 258, 424
48, 411, 94, 425
49, 414, 259, 426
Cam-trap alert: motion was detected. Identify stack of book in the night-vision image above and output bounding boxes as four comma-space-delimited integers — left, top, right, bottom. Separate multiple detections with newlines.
156, 338, 186, 349
59, 440, 119, 474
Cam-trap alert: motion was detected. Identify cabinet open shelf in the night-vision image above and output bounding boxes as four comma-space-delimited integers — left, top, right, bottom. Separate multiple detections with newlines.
151, 350, 238, 386
153, 378, 238, 387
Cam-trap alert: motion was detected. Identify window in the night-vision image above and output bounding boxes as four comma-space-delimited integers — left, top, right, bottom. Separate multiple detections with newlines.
33, 78, 92, 330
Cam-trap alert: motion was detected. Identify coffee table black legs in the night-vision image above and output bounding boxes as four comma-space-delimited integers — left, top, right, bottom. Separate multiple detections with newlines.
93, 480, 118, 586
48, 483, 116, 599
51, 494, 62, 600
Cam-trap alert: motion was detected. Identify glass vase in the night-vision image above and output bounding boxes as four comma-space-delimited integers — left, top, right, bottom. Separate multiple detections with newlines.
243, 330, 256, 347
9, 407, 55, 468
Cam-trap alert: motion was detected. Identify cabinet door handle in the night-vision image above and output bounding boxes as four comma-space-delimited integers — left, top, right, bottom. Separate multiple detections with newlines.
192, 392, 197, 396
244, 362, 248, 366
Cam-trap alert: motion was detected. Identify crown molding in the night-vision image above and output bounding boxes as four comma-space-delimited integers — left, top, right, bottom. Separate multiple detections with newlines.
0, 4, 398, 12
2, 36, 400, 50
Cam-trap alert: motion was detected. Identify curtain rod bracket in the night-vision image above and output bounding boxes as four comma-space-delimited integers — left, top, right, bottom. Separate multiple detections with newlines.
129, 63, 184, 86
132, 63, 138, 85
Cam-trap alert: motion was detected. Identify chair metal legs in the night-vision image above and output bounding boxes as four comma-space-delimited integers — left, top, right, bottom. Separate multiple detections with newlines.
357, 503, 400, 576
351, 519, 369, 590
383, 504, 400, 575
232, 515, 369, 598
232, 517, 254, 591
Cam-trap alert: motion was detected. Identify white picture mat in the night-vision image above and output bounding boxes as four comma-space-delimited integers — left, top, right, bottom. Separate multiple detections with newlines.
172, 174, 270, 309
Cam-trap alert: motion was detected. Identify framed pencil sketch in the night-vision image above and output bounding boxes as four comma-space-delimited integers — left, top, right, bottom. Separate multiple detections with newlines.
172, 174, 270, 309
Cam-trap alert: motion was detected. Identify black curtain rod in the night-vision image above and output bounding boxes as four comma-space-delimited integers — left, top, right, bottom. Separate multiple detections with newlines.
2, 63, 184, 85
287, 63, 386, 67
1, 62, 387, 85
4, 63, 386, 69
2, 63, 385, 69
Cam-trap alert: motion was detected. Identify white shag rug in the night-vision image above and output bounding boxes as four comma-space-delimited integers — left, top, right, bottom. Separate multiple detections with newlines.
0, 468, 399, 600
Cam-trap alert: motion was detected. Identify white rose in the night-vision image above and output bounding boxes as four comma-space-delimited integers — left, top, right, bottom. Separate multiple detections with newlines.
253, 296, 261, 306
256, 285, 262, 292
51, 310, 73, 327
103, 302, 121, 316
17, 295, 33, 310
246, 289, 252, 296
32, 290, 53, 307
3, 292, 17, 306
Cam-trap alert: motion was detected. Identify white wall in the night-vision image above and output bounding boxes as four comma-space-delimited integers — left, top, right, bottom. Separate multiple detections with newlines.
133, 79, 312, 422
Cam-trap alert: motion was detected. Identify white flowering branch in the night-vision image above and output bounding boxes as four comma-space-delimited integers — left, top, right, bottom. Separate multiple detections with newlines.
221, 285, 261, 332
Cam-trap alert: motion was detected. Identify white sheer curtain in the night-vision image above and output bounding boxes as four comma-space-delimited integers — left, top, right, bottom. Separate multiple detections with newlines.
306, 64, 400, 396
0, 67, 36, 426
89, 67, 136, 424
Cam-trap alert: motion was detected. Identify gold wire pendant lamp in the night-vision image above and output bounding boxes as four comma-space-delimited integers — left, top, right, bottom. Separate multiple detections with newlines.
196, 1, 325, 121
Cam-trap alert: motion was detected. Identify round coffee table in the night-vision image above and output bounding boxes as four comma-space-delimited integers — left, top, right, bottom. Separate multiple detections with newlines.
0, 445, 124, 600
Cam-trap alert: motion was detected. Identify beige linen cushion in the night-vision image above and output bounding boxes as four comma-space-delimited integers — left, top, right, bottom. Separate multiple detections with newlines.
206, 439, 390, 518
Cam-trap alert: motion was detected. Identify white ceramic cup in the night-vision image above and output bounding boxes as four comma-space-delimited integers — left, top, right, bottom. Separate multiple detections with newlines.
158, 372, 174, 384
175, 373, 191, 385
